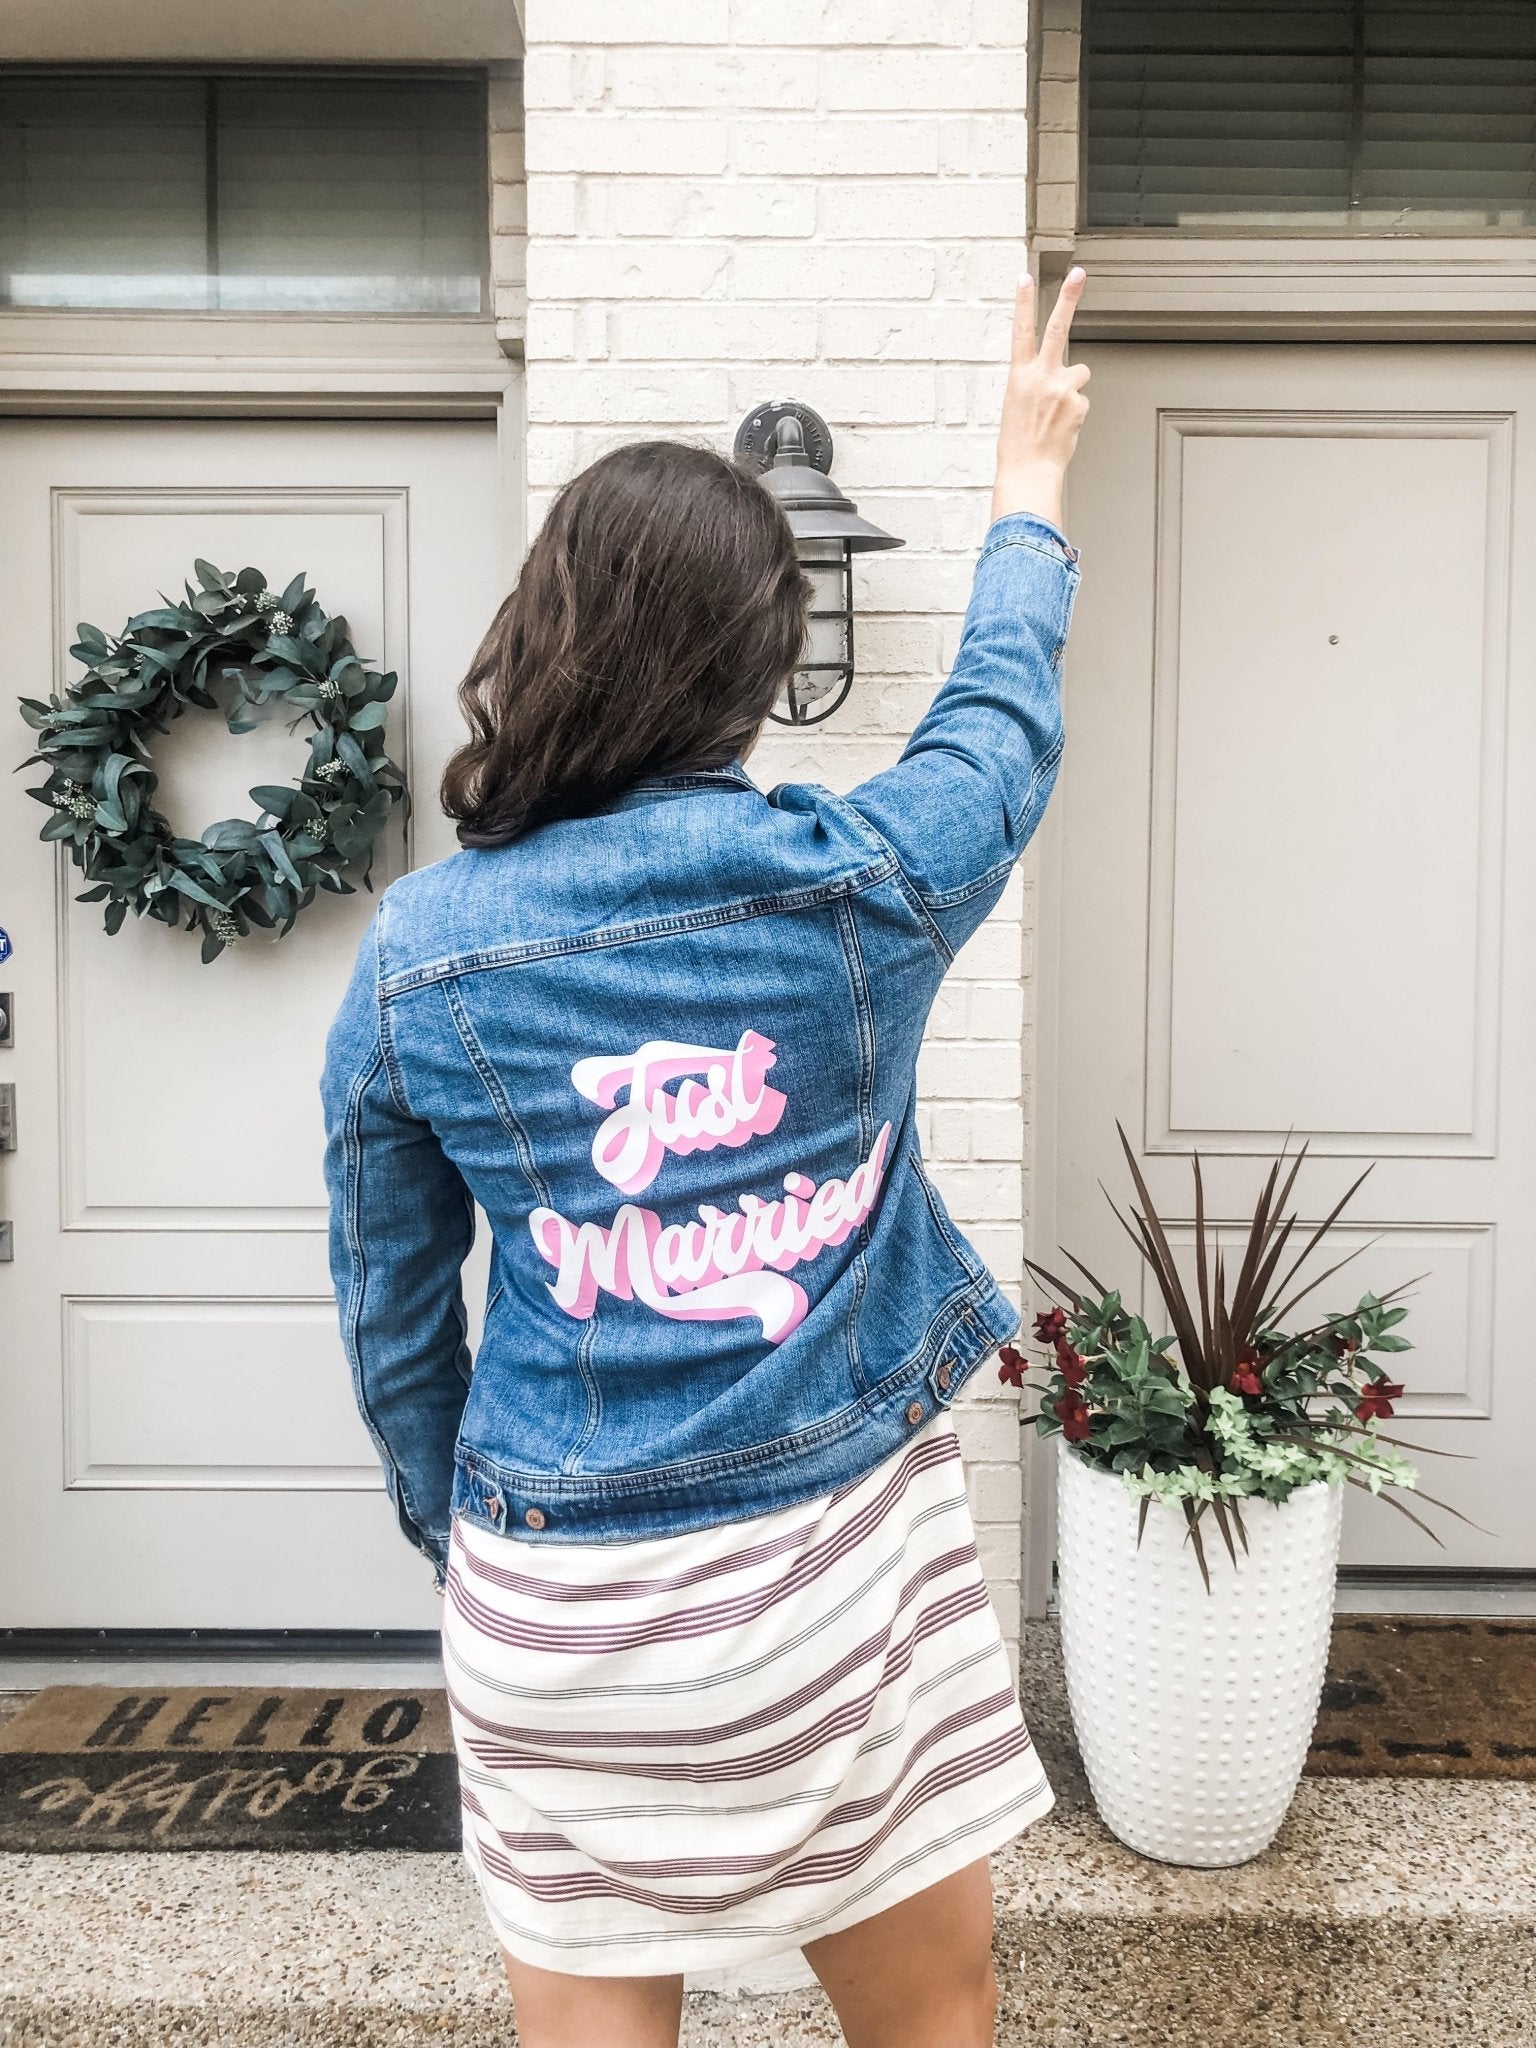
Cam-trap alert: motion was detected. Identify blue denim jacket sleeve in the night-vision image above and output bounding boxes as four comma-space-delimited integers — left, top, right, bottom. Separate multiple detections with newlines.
321, 921, 475, 1582
845, 510, 1079, 955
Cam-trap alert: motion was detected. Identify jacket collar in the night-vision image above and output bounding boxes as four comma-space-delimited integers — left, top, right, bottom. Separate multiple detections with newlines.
615, 760, 759, 803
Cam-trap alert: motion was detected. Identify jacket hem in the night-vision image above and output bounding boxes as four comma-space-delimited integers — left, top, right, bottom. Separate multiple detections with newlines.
450, 1280, 1020, 1545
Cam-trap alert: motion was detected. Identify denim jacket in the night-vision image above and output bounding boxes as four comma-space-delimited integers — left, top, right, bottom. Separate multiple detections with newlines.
322, 511, 1079, 1578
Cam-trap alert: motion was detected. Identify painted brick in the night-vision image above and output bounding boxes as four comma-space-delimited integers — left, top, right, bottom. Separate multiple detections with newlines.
956, 1402, 1027, 1466
818, 302, 1012, 362
928, 1104, 975, 1161
606, 48, 820, 109
971, 1101, 1026, 1161
528, 365, 731, 425
525, 303, 578, 360
528, 241, 733, 301
733, 241, 936, 302
1040, 27, 1082, 79
970, 981, 1025, 1039
928, 1161, 1022, 1221
917, 1043, 1020, 1101
612, 178, 817, 241
1036, 76, 1080, 131
732, 0, 981, 40
974, 1519, 1025, 1591
967, 1460, 1024, 1527
518, 0, 1045, 1652
823, 50, 1032, 112
612, 302, 812, 361
955, 914, 1024, 979
825, 179, 1030, 241
524, 0, 730, 41
525, 116, 730, 175
522, 48, 575, 111
732, 118, 940, 177
1035, 129, 1079, 187
528, 175, 579, 237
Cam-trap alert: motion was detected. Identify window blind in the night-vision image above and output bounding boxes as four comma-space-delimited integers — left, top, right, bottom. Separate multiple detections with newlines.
1086, 0, 1536, 230
0, 71, 489, 312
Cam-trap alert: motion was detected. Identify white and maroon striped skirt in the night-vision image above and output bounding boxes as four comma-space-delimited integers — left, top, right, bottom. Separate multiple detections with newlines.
441, 1414, 1054, 1976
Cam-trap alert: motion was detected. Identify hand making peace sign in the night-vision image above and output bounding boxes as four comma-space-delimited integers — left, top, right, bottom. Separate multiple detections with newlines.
991, 265, 1089, 532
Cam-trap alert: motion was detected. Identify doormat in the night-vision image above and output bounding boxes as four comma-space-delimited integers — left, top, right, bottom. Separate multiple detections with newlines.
0, 1687, 460, 1851
1308, 1617, 1536, 1779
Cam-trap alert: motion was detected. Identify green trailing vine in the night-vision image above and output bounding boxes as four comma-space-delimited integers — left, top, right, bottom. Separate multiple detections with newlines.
19, 559, 407, 962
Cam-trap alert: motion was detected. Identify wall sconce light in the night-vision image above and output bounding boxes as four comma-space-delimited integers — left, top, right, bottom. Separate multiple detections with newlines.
735, 400, 904, 726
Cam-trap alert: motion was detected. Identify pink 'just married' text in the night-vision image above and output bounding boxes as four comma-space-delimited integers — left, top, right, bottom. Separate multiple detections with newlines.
529, 1029, 890, 1343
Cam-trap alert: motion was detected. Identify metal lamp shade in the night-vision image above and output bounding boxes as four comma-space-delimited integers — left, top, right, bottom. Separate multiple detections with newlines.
737, 405, 904, 726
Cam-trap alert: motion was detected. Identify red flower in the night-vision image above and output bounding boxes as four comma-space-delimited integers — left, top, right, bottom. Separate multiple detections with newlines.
1229, 1345, 1263, 1399
1033, 1307, 1069, 1346
996, 1344, 1027, 1388
1053, 1390, 1092, 1442
1355, 1378, 1405, 1422
1055, 1342, 1088, 1388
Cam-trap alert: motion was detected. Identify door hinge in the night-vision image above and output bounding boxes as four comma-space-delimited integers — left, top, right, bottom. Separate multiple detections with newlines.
0, 1083, 13, 1152
0, 1222, 11, 1262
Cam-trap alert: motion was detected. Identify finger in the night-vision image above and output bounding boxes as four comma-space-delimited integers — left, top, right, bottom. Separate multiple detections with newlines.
1066, 361, 1091, 389
1040, 266, 1086, 365
1010, 272, 1038, 365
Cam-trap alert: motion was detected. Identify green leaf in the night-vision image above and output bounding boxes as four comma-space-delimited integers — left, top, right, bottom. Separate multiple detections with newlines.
170, 871, 228, 911
40, 813, 78, 842
346, 702, 388, 730
202, 820, 261, 852
200, 930, 225, 963
122, 608, 188, 634
279, 574, 308, 614
259, 830, 305, 892
194, 559, 228, 593
336, 733, 374, 787
104, 898, 128, 936
249, 784, 297, 818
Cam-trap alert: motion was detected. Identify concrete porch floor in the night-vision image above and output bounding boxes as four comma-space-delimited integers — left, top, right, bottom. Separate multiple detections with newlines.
1, 1626, 1532, 2048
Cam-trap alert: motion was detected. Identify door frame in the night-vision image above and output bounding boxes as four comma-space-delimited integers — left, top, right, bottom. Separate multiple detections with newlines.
1024, 2, 1533, 1610
0, 313, 525, 582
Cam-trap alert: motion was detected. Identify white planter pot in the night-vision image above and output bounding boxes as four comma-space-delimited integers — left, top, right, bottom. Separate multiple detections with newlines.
1055, 1439, 1343, 1867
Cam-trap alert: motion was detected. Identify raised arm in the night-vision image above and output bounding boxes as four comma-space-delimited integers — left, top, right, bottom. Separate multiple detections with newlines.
847, 268, 1089, 955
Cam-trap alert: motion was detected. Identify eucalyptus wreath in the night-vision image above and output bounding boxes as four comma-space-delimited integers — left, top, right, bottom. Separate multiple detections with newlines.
19, 559, 407, 962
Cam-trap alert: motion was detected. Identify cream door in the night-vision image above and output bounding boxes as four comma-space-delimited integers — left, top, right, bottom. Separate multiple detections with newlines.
0, 417, 500, 1626
1044, 346, 1536, 1572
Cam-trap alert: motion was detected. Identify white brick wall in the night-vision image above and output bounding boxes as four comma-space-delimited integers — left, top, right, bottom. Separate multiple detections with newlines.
511, 0, 1037, 1662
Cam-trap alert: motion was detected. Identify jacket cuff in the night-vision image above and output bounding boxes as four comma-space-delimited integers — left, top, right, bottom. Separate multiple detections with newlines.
980, 509, 1080, 566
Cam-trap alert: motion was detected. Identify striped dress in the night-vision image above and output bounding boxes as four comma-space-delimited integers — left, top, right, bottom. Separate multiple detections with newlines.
441, 1413, 1054, 1976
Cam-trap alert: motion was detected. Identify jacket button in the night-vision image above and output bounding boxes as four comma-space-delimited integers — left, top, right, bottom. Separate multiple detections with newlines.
905, 1401, 924, 1427
523, 1506, 547, 1531
484, 1492, 504, 1523
936, 1360, 955, 1393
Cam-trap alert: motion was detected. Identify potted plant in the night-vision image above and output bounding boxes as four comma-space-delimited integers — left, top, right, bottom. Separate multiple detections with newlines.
1002, 1130, 1461, 1868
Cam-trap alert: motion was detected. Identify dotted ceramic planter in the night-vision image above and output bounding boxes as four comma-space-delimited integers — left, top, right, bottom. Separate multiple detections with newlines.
1055, 1439, 1343, 1867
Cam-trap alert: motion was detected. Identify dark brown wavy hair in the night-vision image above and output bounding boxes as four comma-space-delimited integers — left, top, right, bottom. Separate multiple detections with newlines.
441, 440, 809, 847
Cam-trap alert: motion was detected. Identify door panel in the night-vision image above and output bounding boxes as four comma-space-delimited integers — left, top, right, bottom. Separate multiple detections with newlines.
0, 418, 501, 1625
1045, 346, 1536, 1571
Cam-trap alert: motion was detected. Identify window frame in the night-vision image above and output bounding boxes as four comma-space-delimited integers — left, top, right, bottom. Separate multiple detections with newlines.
1032, 0, 1536, 340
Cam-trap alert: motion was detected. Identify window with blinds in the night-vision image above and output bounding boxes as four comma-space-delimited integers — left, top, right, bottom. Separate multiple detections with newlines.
1086, 0, 1536, 231
0, 71, 489, 312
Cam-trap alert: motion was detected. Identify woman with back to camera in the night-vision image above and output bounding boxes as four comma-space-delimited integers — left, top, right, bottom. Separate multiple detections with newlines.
322, 267, 1089, 2048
